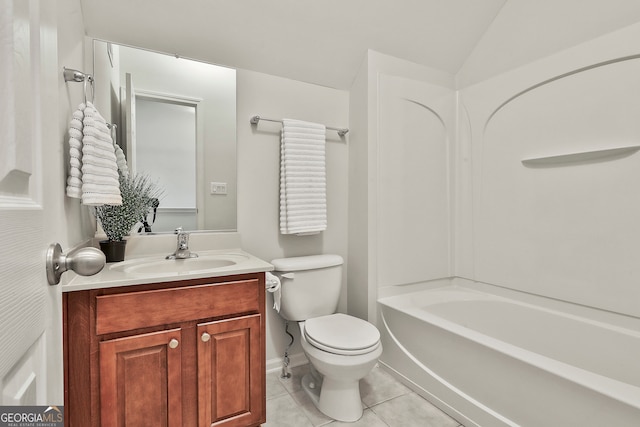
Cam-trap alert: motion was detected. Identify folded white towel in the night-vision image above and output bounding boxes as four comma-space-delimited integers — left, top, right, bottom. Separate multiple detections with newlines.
283, 156, 325, 164
81, 144, 120, 162
82, 102, 122, 206
81, 182, 123, 194
282, 135, 326, 142
66, 103, 85, 198
282, 122, 326, 133
81, 192, 124, 206
81, 174, 119, 186
280, 119, 327, 235
66, 176, 82, 189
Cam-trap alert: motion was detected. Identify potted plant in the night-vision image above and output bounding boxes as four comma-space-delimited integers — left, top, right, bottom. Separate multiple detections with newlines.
95, 173, 163, 262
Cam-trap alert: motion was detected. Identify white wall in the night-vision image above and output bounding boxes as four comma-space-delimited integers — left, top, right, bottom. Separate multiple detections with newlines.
59, 0, 97, 245
45, 0, 96, 403
458, 21, 640, 318
236, 69, 349, 366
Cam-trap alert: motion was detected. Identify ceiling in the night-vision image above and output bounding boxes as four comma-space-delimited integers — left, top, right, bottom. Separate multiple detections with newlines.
79, 0, 640, 89
79, 0, 506, 89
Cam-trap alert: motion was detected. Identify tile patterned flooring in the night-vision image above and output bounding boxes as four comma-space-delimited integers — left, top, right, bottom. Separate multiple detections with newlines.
264, 364, 465, 427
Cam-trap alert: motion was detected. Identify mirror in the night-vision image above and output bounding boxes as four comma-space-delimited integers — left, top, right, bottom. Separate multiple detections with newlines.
92, 40, 237, 233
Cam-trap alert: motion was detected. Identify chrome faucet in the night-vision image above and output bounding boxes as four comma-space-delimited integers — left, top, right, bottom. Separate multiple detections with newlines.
166, 227, 198, 259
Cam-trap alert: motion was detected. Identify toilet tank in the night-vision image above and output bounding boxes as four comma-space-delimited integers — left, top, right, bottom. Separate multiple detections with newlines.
271, 254, 343, 321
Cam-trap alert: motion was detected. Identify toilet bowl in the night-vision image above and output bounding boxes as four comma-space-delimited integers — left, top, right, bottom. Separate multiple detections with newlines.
270, 254, 382, 422
298, 314, 382, 422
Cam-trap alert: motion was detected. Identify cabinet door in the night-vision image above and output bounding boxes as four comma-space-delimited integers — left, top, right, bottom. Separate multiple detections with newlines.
100, 328, 183, 427
198, 314, 263, 427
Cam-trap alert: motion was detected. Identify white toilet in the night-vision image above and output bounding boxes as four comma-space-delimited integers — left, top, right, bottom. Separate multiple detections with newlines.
271, 254, 382, 422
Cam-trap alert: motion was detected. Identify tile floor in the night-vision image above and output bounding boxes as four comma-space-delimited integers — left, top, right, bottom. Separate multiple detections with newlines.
264, 364, 465, 427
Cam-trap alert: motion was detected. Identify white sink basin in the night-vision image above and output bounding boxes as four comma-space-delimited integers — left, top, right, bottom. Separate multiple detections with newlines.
110, 253, 250, 275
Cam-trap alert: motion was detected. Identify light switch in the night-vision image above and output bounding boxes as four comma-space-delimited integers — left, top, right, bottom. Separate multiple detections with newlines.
210, 182, 227, 195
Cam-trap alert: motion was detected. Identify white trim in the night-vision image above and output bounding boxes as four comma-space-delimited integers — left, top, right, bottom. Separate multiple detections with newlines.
134, 88, 203, 105
266, 352, 308, 374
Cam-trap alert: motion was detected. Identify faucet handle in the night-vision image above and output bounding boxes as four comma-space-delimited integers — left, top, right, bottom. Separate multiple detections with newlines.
174, 226, 183, 234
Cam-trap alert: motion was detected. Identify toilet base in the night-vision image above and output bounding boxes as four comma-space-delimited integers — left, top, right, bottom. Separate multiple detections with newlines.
301, 372, 363, 422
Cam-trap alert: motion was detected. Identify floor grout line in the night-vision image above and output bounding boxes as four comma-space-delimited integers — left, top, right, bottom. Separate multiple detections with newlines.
266, 363, 464, 427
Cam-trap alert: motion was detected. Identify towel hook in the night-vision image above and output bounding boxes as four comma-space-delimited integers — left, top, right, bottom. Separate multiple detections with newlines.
83, 74, 95, 104
63, 67, 87, 83
63, 67, 94, 104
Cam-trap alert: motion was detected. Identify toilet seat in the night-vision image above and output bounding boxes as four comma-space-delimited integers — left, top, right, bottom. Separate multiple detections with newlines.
304, 313, 380, 356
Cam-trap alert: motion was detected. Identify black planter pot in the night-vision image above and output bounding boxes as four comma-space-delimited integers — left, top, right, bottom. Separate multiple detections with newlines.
99, 240, 127, 263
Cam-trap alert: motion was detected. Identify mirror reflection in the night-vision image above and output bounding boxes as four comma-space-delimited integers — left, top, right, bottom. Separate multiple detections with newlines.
92, 40, 237, 233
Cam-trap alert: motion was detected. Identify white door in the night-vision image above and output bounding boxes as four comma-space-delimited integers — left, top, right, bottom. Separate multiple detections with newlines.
0, 0, 64, 405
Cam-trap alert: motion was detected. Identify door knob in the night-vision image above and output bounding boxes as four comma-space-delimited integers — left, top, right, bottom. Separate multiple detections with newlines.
46, 243, 106, 285
201, 332, 211, 342
169, 339, 179, 349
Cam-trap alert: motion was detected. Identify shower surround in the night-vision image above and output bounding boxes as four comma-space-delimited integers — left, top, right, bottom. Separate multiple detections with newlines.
349, 22, 640, 427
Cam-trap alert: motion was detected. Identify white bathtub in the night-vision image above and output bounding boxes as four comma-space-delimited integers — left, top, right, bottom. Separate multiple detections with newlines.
377, 285, 640, 427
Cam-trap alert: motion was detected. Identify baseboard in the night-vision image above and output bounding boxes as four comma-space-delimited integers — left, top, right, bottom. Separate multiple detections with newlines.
266, 352, 308, 374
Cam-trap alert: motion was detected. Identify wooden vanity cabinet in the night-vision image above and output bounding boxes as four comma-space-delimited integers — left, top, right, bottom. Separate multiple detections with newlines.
63, 273, 266, 427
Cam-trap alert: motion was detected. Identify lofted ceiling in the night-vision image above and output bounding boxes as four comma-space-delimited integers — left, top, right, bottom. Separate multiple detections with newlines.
79, 0, 506, 88
79, 0, 640, 89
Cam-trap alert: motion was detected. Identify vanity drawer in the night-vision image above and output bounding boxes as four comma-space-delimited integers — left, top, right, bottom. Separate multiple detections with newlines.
95, 279, 260, 335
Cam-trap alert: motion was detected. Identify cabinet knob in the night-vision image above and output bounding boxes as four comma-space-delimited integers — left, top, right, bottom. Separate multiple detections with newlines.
169, 339, 179, 349
201, 332, 211, 342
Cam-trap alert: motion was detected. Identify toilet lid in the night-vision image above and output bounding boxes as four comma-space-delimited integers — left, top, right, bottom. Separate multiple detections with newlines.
304, 313, 380, 356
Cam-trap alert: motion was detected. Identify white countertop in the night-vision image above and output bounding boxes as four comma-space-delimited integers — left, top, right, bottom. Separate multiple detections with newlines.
62, 248, 274, 292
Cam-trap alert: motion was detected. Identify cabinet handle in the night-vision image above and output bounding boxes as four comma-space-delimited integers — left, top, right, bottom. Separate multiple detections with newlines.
201, 332, 211, 343
169, 339, 179, 349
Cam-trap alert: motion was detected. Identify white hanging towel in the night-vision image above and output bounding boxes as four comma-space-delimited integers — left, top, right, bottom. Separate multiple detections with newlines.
65, 103, 85, 198
81, 102, 122, 206
111, 124, 129, 178
280, 119, 327, 235
113, 142, 129, 178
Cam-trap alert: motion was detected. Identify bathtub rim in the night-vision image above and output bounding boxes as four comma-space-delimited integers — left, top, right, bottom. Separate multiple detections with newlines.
379, 277, 640, 334
377, 283, 640, 412
457, 277, 640, 331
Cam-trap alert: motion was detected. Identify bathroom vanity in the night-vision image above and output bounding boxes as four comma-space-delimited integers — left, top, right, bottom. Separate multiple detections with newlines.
62, 246, 272, 427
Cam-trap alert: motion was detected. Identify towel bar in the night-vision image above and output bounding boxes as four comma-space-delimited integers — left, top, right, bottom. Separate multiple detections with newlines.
250, 115, 349, 137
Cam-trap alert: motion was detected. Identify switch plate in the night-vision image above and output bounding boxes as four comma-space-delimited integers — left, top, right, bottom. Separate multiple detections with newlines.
210, 182, 227, 195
